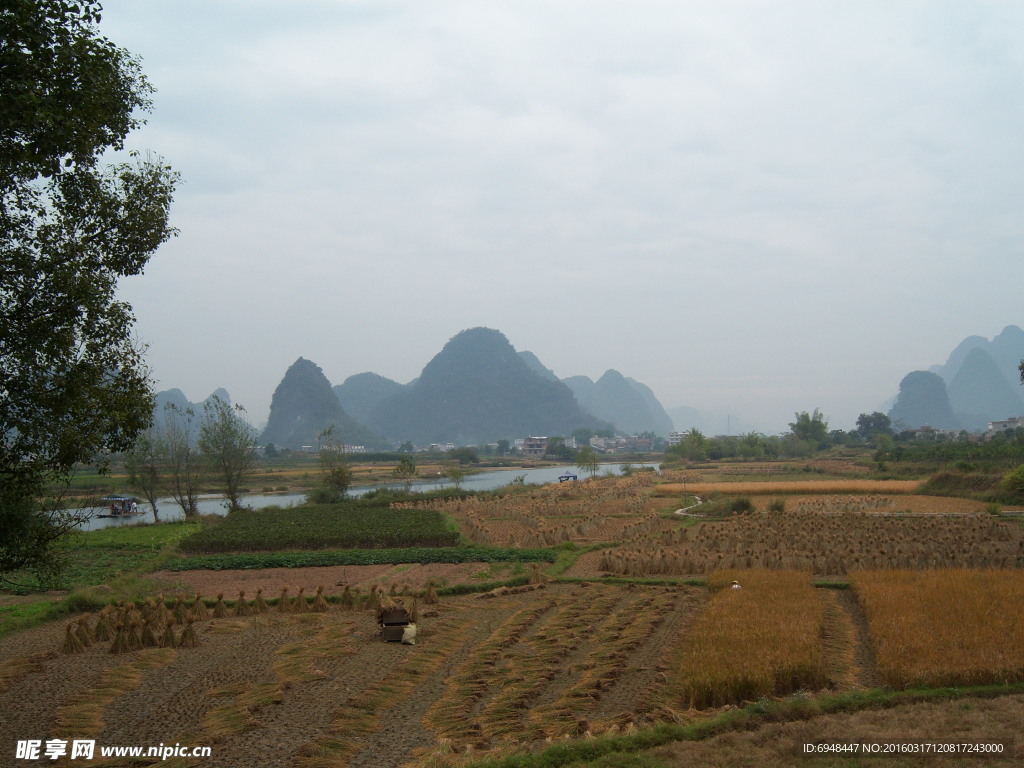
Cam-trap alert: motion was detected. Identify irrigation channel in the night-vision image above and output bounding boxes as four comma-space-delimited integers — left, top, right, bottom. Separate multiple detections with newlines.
80, 462, 660, 531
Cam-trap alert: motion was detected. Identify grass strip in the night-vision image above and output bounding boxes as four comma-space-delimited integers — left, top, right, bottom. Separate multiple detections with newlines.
165, 547, 555, 571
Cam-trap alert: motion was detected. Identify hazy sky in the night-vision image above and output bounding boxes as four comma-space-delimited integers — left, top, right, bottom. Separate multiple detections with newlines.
102, 1, 1024, 435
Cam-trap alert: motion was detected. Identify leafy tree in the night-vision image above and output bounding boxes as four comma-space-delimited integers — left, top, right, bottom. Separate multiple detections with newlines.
125, 428, 164, 522
392, 455, 417, 491
1, 1, 178, 578
577, 446, 599, 477
444, 463, 466, 489
544, 437, 575, 461
198, 396, 257, 511
496, 439, 511, 457
789, 409, 830, 452
316, 426, 352, 501
447, 447, 479, 465
162, 402, 202, 518
856, 412, 893, 441
666, 428, 708, 462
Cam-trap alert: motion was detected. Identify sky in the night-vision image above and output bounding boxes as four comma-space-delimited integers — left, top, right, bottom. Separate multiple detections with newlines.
101, 0, 1024, 436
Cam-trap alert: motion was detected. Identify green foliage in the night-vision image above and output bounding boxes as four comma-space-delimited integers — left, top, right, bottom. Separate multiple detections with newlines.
788, 409, 829, 452
179, 499, 463, 553
729, 497, 754, 514
166, 547, 554, 572
577, 446, 599, 477
198, 395, 258, 511
1001, 464, 1024, 498
1, 0, 178, 579
316, 426, 352, 497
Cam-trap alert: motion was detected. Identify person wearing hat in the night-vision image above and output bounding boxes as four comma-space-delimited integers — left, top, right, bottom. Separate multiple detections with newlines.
730, 580, 741, 589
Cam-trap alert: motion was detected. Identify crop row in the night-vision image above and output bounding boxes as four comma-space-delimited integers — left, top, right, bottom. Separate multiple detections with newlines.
602, 512, 1022, 576
165, 546, 555, 571
179, 502, 461, 553
853, 569, 1024, 688
670, 570, 828, 708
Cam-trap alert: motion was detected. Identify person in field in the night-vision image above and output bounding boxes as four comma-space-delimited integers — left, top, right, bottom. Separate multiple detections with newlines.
731, 581, 741, 589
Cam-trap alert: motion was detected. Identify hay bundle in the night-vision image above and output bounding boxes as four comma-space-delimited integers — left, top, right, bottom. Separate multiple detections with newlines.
75, 615, 94, 647
172, 596, 187, 625
158, 622, 177, 648
140, 619, 159, 648
93, 607, 113, 642
294, 586, 307, 612
126, 621, 143, 652
190, 593, 208, 622
61, 623, 85, 654
178, 619, 199, 648
253, 588, 268, 613
109, 622, 128, 654
422, 580, 439, 605
213, 593, 230, 619
234, 591, 251, 616
339, 586, 354, 611
311, 585, 329, 613
277, 587, 290, 613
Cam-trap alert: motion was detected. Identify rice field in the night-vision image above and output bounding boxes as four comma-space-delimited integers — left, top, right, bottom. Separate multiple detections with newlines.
669, 570, 828, 709
5, 474, 1024, 766
853, 569, 1024, 689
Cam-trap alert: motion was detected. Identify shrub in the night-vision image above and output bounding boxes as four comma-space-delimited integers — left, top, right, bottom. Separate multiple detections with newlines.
729, 497, 754, 514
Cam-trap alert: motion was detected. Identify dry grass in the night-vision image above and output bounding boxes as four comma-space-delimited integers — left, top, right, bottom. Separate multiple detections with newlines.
601, 512, 1022, 576
659, 479, 922, 494
671, 570, 828, 709
853, 569, 1024, 689
54, 647, 178, 736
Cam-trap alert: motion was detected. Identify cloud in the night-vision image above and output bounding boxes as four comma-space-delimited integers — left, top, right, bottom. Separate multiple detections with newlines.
103, 1, 1024, 434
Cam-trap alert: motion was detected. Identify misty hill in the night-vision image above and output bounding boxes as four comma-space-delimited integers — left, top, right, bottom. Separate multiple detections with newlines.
891, 325, 1024, 431
333, 373, 406, 426
518, 350, 560, 382
947, 348, 1024, 432
151, 388, 231, 432
564, 370, 674, 436
888, 371, 961, 431
368, 327, 599, 445
261, 358, 387, 450
931, 325, 1024, 391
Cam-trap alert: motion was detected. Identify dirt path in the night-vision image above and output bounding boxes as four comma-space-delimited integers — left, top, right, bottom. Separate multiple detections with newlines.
834, 587, 883, 689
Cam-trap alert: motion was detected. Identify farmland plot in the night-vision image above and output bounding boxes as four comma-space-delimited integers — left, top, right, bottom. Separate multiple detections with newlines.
853, 569, 1024, 689
402, 476, 673, 548
0, 583, 701, 768
598, 512, 1023, 577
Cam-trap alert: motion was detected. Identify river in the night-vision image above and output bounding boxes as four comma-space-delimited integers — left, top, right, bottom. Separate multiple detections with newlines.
79, 462, 660, 531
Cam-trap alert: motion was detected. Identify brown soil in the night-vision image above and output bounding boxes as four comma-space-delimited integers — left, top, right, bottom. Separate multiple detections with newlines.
149, 562, 520, 600
2, 579, 1020, 768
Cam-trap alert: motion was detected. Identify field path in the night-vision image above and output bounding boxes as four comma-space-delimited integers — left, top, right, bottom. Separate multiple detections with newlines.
834, 588, 883, 689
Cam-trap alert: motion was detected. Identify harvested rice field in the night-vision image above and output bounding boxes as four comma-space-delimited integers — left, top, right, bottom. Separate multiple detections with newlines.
3, 570, 1023, 767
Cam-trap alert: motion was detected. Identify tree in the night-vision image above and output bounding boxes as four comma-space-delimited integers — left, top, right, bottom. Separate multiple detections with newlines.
198, 396, 257, 511
314, 426, 351, 502
1, 1, 178, 578
789, 409, 830, 452
856, 412, 893, 442
392, 455, 417, 491
496, 439, 511, 457
162, 402, 202, 518
125, 428, 164, 522
577, 446, 599, 478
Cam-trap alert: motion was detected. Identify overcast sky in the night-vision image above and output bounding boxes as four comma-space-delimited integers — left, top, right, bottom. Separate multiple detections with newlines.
102, 1, 1024, 435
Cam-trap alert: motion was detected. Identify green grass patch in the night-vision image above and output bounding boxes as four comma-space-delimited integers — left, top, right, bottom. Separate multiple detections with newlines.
179, 499, 462, 553
165, 547, 555, 571
3, 520, 202, 594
